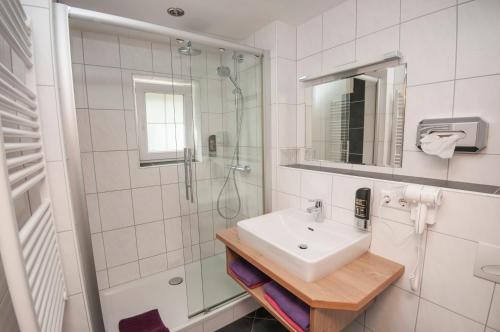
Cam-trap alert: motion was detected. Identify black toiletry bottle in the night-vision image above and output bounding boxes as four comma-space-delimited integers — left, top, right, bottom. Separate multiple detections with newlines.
354, 188, 371, 230
208, 135, 216, 157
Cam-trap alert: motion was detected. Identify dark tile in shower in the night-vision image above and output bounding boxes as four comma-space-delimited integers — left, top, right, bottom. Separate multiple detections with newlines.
254, 307, 275, 320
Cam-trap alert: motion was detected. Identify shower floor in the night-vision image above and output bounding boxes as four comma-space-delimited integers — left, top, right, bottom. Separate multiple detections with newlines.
186, 251, 244, 315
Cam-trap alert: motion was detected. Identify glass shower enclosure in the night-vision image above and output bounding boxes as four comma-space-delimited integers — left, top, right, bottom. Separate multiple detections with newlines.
68, 23, 264, 318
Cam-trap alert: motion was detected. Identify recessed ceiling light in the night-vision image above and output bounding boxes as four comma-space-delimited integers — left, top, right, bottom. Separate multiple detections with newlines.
167, 7, 184, 17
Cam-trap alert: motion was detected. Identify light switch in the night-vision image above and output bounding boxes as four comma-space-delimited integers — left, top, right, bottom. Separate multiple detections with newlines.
474, 242, 500, 283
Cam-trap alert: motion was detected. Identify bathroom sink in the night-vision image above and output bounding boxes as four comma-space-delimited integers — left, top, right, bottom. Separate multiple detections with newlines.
237, 208, 371, 282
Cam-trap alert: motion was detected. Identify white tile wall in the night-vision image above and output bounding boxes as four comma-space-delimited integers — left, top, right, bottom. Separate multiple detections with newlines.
98, 190, 134, 230
82, 32, 120, 67
322, 0, 356, 50
356, 0, 400, 37
102, 227, 138, 267
94, 151, 131, 191
132, 186, 163, 224
136, 221, 167, 259
89, 109, 127, 151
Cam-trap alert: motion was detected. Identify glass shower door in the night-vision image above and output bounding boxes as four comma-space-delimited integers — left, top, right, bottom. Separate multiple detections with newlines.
178, 43, 264, 315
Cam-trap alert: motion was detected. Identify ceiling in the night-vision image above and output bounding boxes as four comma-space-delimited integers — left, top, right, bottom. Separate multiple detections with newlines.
60, 0, 345, 40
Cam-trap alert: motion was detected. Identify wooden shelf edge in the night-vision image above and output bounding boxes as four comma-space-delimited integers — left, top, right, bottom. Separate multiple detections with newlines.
217, 228, 405, 311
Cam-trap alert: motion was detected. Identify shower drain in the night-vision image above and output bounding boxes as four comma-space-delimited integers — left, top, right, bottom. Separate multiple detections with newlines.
169, 277, 184, 286
298, 244, 308, 250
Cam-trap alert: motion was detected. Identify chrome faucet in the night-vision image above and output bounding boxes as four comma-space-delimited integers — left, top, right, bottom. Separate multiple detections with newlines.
306, 199, 324, 222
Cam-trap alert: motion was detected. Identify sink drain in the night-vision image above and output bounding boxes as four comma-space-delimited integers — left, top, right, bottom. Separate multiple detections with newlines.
169, 277, 184, 285
298, 244, 308, 250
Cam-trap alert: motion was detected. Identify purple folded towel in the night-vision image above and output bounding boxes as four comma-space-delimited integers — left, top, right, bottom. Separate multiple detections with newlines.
118, 309, 169, 332
264, 281, 310, 332
229, 258, 270, 288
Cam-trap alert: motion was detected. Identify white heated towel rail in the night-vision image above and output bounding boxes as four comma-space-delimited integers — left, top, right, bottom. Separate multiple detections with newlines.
0, 0, 67, 331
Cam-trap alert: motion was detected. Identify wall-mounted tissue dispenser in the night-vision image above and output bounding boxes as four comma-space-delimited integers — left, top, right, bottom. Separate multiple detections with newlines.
416, 117, 488, 152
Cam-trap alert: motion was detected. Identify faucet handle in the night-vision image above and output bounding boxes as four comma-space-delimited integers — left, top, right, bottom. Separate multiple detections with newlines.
308, 199, 323, 208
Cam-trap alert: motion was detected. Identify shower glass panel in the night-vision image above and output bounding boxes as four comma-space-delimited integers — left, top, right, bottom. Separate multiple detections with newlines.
70, 25, 263, 320
168, 42, 264, 315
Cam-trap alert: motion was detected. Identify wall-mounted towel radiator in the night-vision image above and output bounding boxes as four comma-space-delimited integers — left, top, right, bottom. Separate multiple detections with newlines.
0, 0, 67, 331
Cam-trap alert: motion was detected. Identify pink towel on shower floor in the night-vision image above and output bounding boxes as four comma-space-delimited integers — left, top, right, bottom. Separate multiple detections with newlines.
118, 309, 169, 332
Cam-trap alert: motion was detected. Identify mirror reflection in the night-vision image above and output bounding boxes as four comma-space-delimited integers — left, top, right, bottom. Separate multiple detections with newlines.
305, 64, 406, 168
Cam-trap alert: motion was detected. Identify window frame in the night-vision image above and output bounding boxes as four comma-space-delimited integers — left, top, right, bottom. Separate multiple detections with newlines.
134, 78, 195, 163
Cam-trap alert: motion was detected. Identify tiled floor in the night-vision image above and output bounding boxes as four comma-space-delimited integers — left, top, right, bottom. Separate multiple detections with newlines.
216, 308, 288, 332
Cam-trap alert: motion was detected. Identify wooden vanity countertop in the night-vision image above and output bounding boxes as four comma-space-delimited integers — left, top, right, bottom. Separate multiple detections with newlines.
216, 227, 404, 311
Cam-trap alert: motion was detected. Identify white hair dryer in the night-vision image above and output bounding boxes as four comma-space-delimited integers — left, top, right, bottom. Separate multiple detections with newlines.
403, 185, 442, 234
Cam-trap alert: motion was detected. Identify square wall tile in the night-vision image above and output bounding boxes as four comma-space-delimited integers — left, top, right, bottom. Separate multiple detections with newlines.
400, 7, 456, 86
91, 233, 106, 271
370, 218, 425, 294
273, 191, 301, 211
323, 0, 356, 50
96, 270, 109, 290
321, 41, 355, 75
297, 53, 322, 82
128, 151, 160, 188
119, 37, 153, 71
278, 104, 297, 148
255, 22, 276, 57
82, 31, 120, 67
393, 151, 448, 180
86, 194, 101, 233
448, 154, 500, 186
198, 211, 214, 243
162, 184, 181, 219
152, 42, 175, 74
404, 81, 454, 152
416, 298, 485, 332
139, 254, 168, 277
85, 65, 124, 110
454, 75, 500, 154
89, 109, 127, 151
276, 58, 297, 104
421, 231, 494, 323
433, 191, 500, 245
80, 152, 96, 194
160, 165, 179, 184
72, 64, 87, 108
136, 221, 166, 259
57, 231, 82, 296
98, 190, 134, 231
76, 109, 92, 152
402, 0, 457, 21
276, 21, 296, 60
132, 186, 163, 224
165, 218, 183, 252
365, 286, 419, 332
332, 175, 373, 210
300, 170, 333, 203
297, 16, 322, 59
108, 261, 140, 287
276, 166, 301, 195
355, 26, 400, 63
356, 0, 400, 37
69, 29, 83, 64
94, 151, 131, 192
456, 0, 500, 78
124, 110, 138, 149
103, 227, 138, 267
167, 249, 184, 268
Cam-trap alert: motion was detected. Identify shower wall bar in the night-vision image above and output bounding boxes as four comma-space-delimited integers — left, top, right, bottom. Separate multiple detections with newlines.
66, 6, 264, 56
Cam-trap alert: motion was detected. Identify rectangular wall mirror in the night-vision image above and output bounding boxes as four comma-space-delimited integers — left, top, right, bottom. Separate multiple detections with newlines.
304, 63, 406, 168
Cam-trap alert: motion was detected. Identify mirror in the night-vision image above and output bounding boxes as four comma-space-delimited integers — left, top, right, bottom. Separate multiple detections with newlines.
304, 63, 406, 168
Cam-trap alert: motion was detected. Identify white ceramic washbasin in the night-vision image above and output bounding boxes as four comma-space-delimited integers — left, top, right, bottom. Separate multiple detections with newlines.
237, 208, 371, 282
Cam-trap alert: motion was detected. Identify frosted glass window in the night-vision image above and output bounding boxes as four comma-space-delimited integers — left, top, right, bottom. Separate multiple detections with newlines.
145, 93, 184, 153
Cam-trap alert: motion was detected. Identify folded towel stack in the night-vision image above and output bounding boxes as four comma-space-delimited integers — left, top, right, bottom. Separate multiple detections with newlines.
229, 258, 270, 288
264, 282, 310, 332
118, 309, 169, 332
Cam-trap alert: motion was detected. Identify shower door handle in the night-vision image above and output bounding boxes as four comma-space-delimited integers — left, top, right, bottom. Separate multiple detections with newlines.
184, 148, 194, 203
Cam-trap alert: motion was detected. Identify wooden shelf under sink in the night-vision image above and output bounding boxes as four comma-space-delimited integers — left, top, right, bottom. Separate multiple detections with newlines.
217, 227, 404, 332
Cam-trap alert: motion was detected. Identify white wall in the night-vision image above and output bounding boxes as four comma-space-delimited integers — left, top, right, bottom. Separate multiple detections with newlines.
20, 0, 96, 330
243, 0, 500, 331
